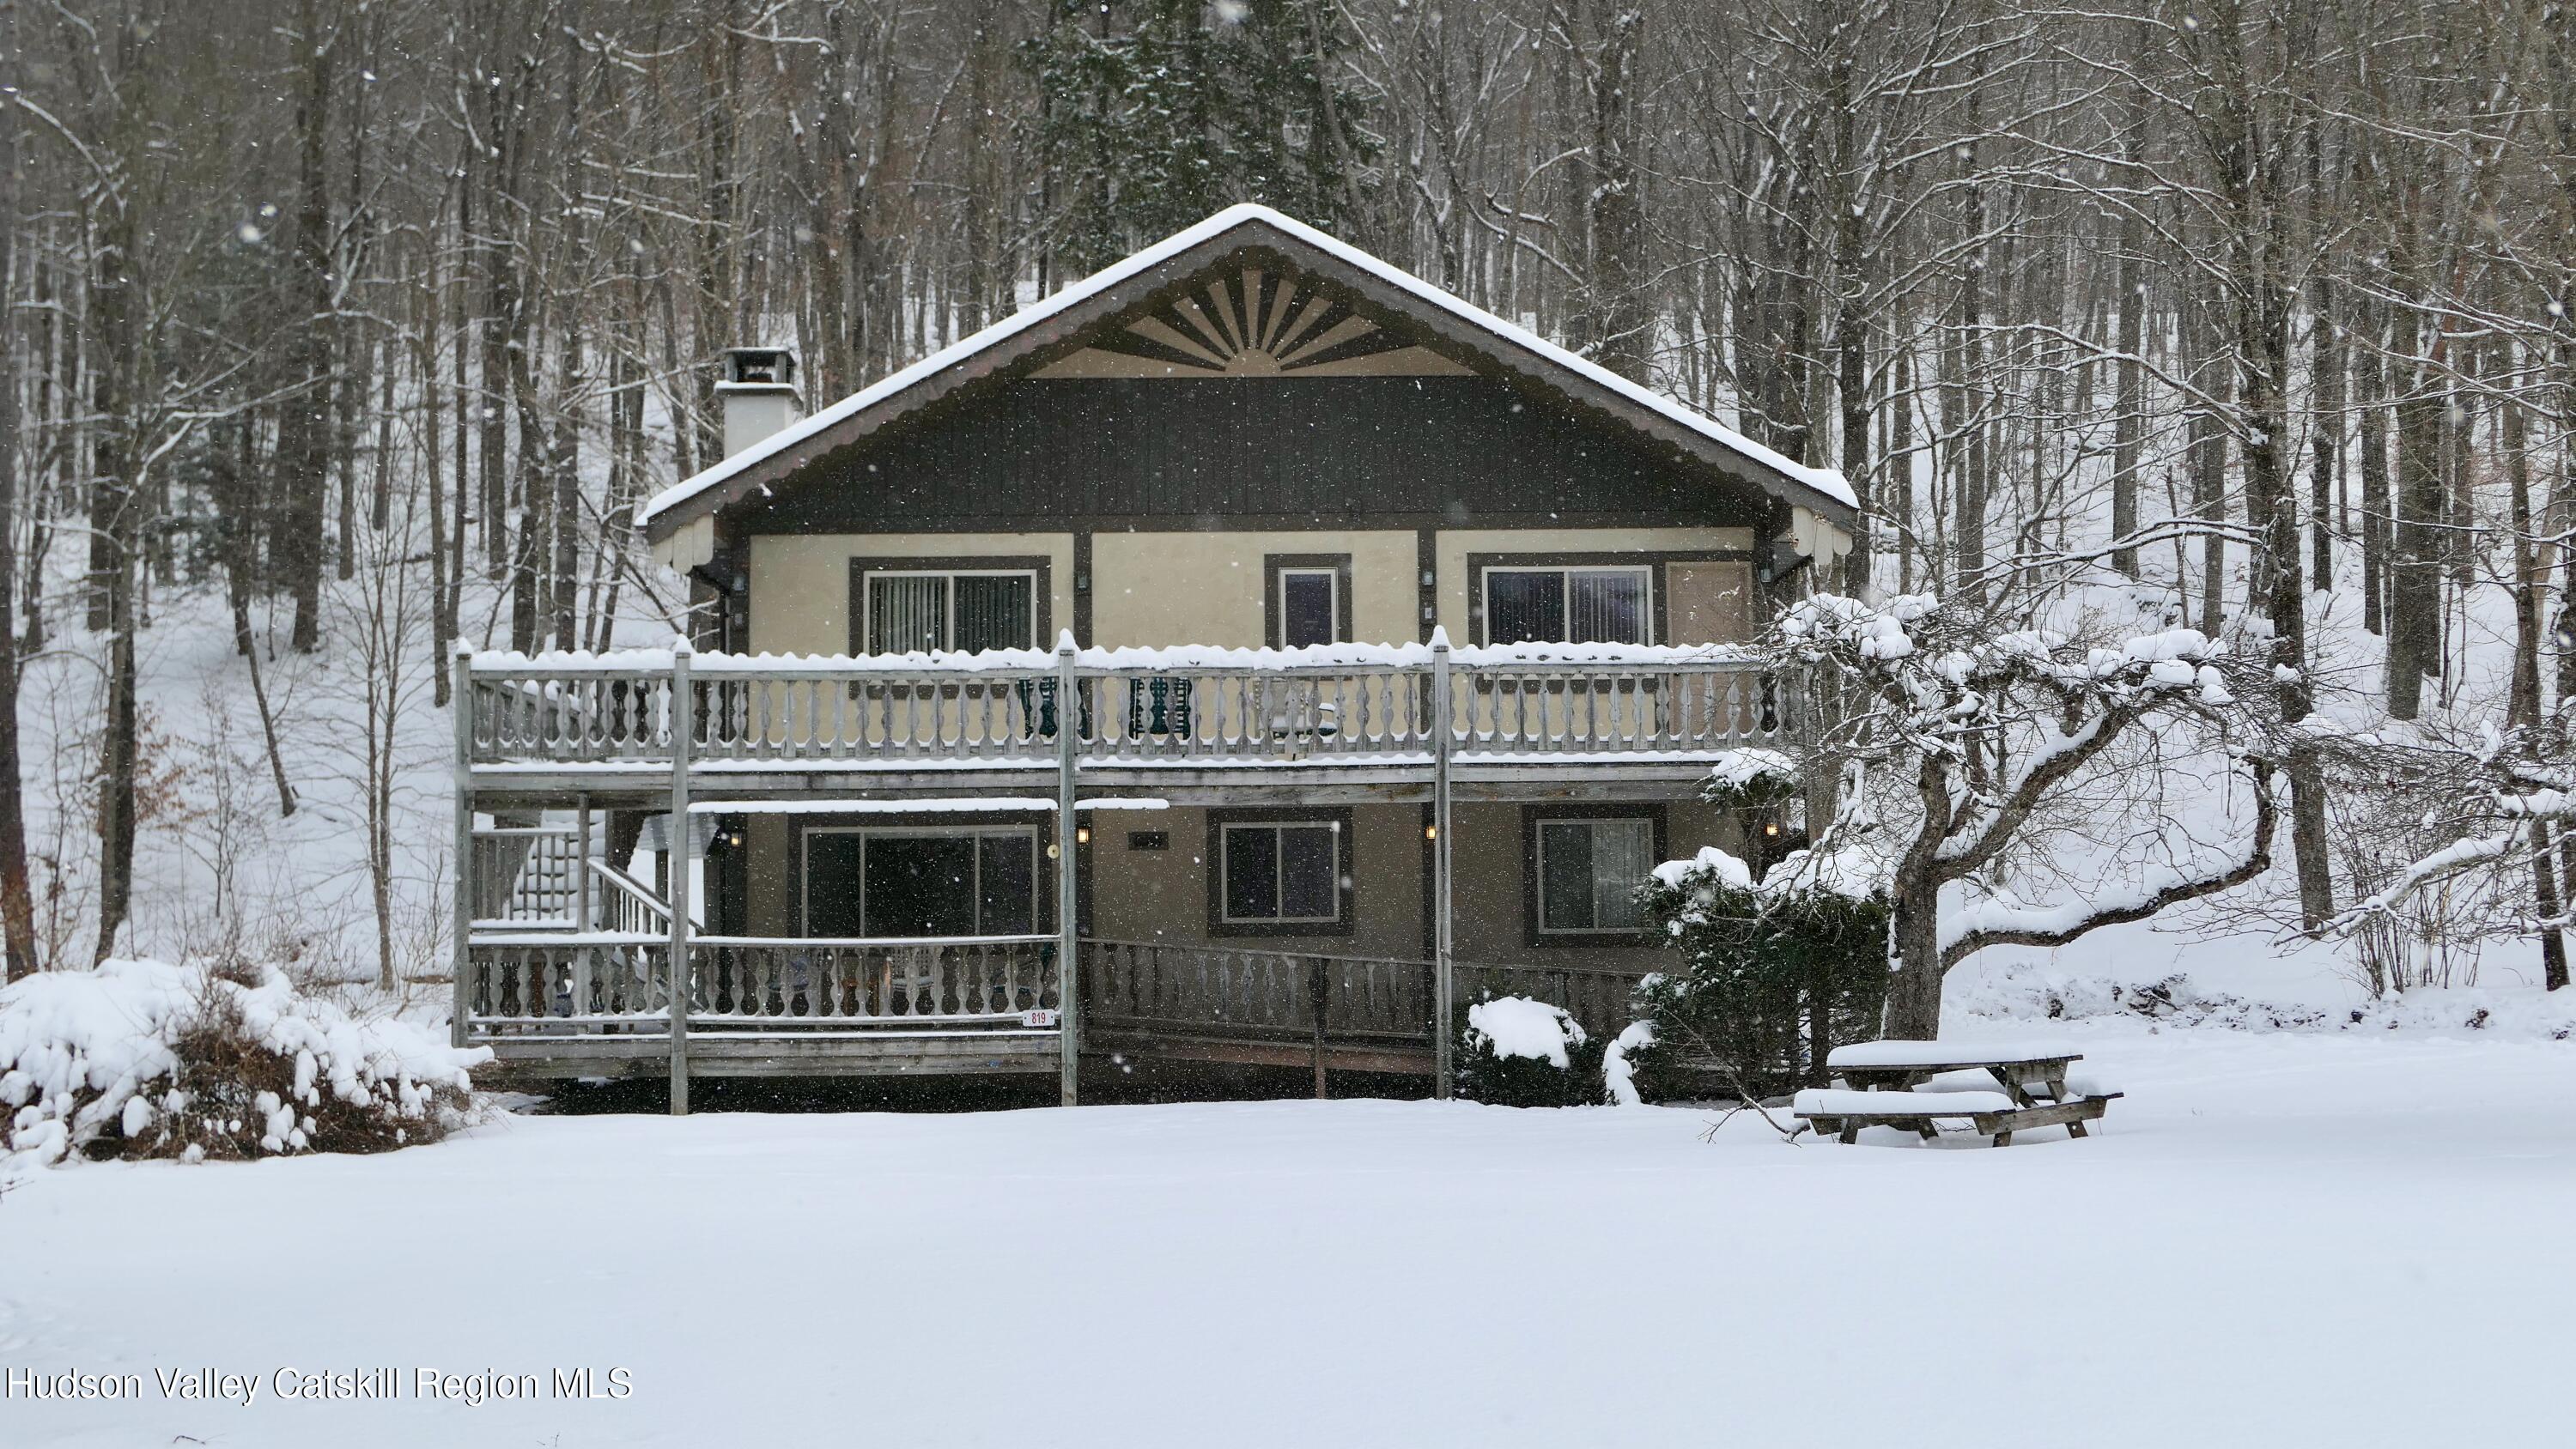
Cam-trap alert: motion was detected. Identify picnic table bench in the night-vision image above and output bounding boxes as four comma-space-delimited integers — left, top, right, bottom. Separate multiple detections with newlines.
1796, 1040, 2121, 1146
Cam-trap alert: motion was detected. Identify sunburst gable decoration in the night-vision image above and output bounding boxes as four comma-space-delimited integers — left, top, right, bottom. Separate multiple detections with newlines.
1034, 261, 1476, 379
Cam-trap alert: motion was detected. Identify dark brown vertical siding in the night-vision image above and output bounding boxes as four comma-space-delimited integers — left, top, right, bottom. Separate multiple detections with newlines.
732, 377, 1763, 534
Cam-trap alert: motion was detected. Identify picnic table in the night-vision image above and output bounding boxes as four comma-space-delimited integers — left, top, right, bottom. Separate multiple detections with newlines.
1824, 1039, 2084, 1107
1795, 1040, 2121, 1147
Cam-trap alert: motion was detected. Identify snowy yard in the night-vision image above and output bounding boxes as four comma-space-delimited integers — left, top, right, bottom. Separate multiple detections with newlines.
3, 1022, 2569, 1448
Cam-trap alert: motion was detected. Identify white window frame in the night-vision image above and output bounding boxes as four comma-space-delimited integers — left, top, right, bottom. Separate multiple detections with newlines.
1534, 815, 1656, 936
1479, 564, 1655, 646
1218, 819, 1344, 926
860, 568, 1040, 654
800, 824, 1041, 938
1275, 567, 1342, 649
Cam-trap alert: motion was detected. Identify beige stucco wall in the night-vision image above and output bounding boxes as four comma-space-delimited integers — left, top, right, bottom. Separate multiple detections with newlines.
745, 815, 794, 935
1085, 804, 1425, 960
746, 532, 1077, 655
746, 525, 1760, 653
1433, 526, 1757, 646
1089, 530, 1418, 647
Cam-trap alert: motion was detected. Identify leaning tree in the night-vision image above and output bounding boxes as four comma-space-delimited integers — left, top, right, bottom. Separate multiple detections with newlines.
1776, 591, 2282, 1038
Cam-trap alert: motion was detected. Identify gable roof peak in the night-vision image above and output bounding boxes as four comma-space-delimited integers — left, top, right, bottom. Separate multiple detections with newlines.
642, 205, 1853, 537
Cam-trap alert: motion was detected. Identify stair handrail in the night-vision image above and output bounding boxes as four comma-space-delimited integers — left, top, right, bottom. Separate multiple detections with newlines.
588, 857, 672, 930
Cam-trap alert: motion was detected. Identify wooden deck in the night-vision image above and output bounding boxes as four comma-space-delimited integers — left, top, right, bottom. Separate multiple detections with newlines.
465, 937, 1643, 1087
455, 641, 1753, 1107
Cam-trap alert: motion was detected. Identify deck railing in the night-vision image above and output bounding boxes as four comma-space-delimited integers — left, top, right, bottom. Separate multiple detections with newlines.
464, 935, 673, 1034
1080, 938, 1645, 1051
459, 934, 1060, 1040
1083, 938, 1435, 1046
464, 641, 1783, 769
461, 931, 1639, 1049
692, 937, 1059, 1026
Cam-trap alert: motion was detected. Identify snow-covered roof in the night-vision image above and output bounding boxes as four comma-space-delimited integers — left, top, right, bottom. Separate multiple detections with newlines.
641, 203, 1854, 534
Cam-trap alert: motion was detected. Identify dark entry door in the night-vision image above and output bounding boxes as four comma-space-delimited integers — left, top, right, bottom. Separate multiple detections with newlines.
861, 835, 980, 937
804, 829, 1038, 937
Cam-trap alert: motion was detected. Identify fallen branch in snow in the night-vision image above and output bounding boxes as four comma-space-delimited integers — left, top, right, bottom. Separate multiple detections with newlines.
1656, 1019, 1805, 1144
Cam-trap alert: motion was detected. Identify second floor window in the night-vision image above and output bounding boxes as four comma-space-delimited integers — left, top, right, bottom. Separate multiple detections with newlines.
1483, 565, 1650, 646
1266, 554, 1352, 649
1278, 568, 1340, 648
865, 571, 1036, 655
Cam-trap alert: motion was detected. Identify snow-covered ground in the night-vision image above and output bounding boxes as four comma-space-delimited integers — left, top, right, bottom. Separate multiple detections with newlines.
3, 1019, 2568, 1447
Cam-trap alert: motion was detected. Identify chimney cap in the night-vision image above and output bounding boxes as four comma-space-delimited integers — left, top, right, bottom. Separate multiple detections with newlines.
722, 345, 799, 387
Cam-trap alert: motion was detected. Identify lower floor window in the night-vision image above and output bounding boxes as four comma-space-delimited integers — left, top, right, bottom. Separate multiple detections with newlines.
1219, 820, 1342, 926
804, 828, 1036, 937
1536, 816, 1655, 934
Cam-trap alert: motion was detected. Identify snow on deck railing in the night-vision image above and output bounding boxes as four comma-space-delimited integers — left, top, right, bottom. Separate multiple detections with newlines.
460, 634, 1787, 767
467, 638, 1763, 675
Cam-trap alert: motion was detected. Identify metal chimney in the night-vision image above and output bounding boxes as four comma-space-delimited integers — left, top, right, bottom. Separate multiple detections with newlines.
716, 346, 803, 458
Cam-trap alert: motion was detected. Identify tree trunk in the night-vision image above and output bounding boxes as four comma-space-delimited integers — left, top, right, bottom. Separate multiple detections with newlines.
0, 13, 38, 978
1586, 4, 1649, 384
2355, 294, 2389, 636
88, 176, 143, 962
2388, 300, 2443, 720
1953, 121, 1987, 603
1886, 880, 1944, 1040
2111, 215, 2145, 577
2186, 300, 2227, 636
282, 0, 334, 652
2538, 820, 2571, 992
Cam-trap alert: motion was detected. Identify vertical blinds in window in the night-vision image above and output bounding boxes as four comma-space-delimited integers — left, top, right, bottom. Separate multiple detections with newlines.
1485, 567, 1649, 646
1566, 570, 1645, 644
952, 575, 1033, 653
867, 575, 946, 654
866, 573, 1033, 654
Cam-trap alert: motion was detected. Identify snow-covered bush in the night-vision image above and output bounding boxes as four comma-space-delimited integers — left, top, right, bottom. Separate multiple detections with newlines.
1601, 1020, 1656, 1106
1454, 995, 1603, 1107
1627, 846, 1889, 1102
1, 959, 488, 1169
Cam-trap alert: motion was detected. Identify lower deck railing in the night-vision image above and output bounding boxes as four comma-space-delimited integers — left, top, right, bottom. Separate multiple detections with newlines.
694, 937, 1059, 1025
1082, 938, 1435, 1046
1079, 939, 1643, 1054
463, 935, 1644, 1055
462, 936, 1060, 1039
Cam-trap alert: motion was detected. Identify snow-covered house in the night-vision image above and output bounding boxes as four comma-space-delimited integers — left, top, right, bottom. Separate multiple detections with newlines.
453, 205, 1856, 1107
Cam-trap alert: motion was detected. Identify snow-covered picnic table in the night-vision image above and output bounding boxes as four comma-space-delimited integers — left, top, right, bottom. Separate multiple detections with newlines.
1823, 1039, 2085, 1107
1798, 1040, 2122, 1146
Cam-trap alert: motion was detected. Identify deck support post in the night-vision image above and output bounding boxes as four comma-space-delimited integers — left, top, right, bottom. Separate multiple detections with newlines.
573, 792, 593, 1019
1309, 954, 1329, 1100
1431, 630, 1455, 1099
450, 646, 474, 1050
667, 640, 694, 1116
1055, 634, 1081, 1106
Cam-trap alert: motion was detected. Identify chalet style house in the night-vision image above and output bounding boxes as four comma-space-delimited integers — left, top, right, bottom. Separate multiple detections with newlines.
453, 205, 1856, 1110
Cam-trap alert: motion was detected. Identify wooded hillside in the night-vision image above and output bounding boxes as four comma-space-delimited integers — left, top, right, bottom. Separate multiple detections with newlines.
3, 0, 2572, 987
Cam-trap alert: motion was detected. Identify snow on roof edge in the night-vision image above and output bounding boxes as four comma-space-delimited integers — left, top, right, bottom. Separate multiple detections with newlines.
642, 204, 1855, 527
